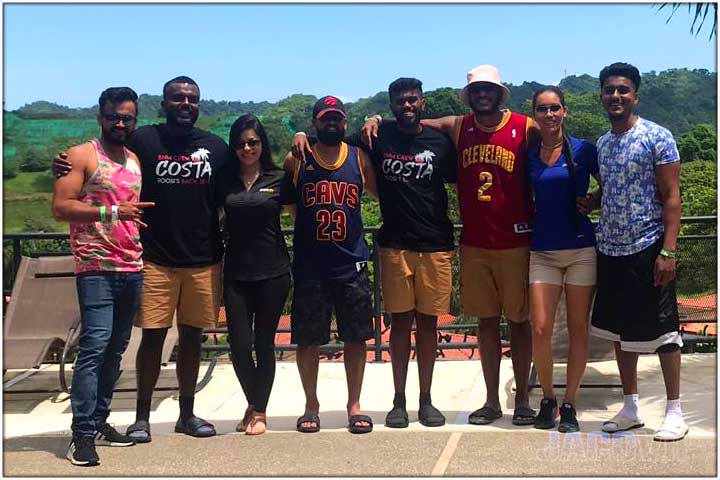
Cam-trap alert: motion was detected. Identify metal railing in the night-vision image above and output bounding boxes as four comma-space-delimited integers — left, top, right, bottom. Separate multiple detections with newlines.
3, 216, 717, 361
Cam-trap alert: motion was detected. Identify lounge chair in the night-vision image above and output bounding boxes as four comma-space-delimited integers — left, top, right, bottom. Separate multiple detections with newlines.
60, 319, 221, 394
3, 256, 81, 390
2, 255, 207, 393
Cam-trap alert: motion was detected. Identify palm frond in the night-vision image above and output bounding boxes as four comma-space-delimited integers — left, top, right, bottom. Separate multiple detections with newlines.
655, 2, 716, 39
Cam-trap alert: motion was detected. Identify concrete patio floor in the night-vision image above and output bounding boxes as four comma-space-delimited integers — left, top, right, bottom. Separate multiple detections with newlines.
3, 354, 717, 477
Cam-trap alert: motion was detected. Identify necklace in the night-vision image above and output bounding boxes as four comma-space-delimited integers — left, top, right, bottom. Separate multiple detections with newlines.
312, 142, 347, 169
540, 141, 563, 150
242, 170, 260, 190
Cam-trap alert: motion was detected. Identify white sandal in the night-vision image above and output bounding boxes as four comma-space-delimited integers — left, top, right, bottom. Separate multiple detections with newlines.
653, 416, 689, 442
602, 412, 645, 433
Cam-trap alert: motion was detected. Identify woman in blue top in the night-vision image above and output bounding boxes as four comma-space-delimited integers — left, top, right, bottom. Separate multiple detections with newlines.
527, 86, 600, 433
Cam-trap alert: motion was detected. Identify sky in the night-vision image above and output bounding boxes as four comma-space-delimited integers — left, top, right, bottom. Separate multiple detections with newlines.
3, 3, 717, 110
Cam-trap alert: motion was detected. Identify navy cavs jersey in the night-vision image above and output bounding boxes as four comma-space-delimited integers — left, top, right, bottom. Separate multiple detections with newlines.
292, 142, 369, 282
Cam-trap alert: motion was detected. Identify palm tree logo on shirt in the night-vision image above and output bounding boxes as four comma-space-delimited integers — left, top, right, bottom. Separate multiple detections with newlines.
414, 150, 435, 164
191, 148, 211, 163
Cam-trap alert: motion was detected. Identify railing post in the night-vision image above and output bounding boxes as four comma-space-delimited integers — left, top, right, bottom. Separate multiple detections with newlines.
372, 230, 383, 363
12, 237, 21, 281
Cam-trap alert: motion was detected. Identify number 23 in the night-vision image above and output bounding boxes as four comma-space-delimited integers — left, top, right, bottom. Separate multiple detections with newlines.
316, 209, 347, 241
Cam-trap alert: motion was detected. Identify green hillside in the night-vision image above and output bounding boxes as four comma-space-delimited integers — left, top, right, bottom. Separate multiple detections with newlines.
3, 67, 716, 233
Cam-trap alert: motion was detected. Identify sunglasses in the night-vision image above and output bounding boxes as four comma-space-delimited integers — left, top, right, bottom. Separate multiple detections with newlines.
237, 139, 261, 149
103, 113, 136, 124
534, 105, 563, 113
602, 86, 633, 95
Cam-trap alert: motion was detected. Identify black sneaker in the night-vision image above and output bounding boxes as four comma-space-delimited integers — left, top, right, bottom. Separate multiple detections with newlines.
66, 436, 100, 466
558, 403, 580, 433
534, 398, 558, 430
95, 423, 136, 447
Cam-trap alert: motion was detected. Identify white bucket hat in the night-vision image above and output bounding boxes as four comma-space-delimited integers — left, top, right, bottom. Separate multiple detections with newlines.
460, 64, 511, 107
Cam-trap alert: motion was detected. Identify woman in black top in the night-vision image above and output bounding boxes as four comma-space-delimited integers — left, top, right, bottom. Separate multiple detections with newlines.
216, 115, 291, 435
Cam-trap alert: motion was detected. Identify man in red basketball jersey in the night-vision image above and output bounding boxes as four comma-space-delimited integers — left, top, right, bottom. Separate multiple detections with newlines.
364, 64, 536, 426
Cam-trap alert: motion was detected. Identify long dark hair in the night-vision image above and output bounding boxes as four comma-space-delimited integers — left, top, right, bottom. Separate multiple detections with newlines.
531, 86, 580, 230
227, 114, 278, 172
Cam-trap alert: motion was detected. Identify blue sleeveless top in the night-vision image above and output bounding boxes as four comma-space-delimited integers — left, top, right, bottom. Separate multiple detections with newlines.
292, 142, 370, 282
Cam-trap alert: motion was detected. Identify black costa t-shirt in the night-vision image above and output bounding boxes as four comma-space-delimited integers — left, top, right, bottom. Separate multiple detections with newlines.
347, 123, 457, 251
128, 124, 227, 267
216, 167, 290, 282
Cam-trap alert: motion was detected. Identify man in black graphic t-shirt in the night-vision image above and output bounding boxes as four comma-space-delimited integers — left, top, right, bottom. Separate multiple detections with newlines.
293, 78, 456, 429
54, 76, 227, 441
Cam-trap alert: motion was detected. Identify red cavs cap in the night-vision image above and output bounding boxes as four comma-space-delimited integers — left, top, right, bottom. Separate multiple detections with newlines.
313, 95, 346, 119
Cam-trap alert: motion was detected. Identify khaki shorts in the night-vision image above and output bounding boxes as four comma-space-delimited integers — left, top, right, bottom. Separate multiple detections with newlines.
529, 247, 597, 286
459, 245, 529, 322
380, 248, 454, 316
136, 261, 222, 329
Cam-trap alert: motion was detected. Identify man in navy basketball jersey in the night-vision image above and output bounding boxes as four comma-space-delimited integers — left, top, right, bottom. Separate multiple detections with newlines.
283, 96, 378, 434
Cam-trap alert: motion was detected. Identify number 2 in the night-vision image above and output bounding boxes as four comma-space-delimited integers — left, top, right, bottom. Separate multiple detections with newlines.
316, 209, 347, 241
477, 171, 493, 202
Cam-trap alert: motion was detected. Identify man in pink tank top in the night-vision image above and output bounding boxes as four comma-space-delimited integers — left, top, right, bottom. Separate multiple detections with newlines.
52, 87, 154, 467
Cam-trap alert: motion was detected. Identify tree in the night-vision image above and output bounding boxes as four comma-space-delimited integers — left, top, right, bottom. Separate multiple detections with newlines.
262, 119, 294, 167
680, 160, 716, 217
559, 74, 598, 93
424, 88, 468, 118
677, 123, 717, 163
657, 3, 717, 39
346, 92, 391, 133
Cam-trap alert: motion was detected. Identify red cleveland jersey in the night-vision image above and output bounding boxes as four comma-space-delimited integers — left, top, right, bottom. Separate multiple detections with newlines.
455, 110, 533, 249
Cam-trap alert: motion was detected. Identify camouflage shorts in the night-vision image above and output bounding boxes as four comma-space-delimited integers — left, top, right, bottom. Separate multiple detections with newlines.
291, 269, 374, 346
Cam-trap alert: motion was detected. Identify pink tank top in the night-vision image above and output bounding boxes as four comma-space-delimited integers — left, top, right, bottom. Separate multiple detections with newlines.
70, 139, 143, 273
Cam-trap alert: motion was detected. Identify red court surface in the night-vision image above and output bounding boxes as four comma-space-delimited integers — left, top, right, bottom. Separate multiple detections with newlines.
214, 293, 717, 361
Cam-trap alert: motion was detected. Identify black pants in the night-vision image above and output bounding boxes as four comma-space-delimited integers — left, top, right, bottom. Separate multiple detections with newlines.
224, 273, 291, 412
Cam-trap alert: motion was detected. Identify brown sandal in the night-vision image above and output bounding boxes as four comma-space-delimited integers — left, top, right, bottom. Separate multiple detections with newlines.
245, 412, 267, 435
236, 405, 255, 432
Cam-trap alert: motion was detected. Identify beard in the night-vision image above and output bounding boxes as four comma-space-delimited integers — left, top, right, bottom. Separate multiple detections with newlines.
316, 126, 345, 146
396, 110, 420, 129
103, 127, 131, 146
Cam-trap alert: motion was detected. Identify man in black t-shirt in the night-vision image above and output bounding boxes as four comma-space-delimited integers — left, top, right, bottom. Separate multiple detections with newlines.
54, 76, 227, 442
293, 78, 456, 428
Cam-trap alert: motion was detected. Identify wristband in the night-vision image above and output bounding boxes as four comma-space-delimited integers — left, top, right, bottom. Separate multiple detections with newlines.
294, 131, 307, 137
111, 205, 119, 223
99, 205, 107, 222
659, 248, 677, 259
364, 114, 382, 124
